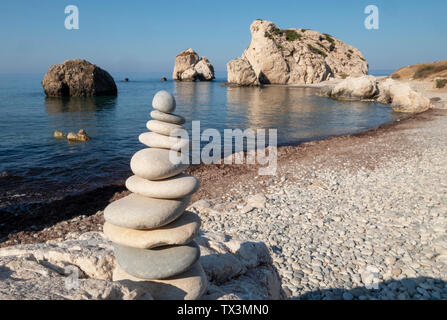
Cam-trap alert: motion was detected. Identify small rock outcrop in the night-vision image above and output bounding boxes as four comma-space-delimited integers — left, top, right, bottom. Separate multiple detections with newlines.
54, 130, 66, 139
377, 79, 433, 113
173, 49, 215, 81
227, 20, 368, 85
0, 231, 281, 300
42, 59, 117, 97
330, 75, 378, 100
67, 129, 90, 142
321, 76, 433, 113
54, 129, 90, 142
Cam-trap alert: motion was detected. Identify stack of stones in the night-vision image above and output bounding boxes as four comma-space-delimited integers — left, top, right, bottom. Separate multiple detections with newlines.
103, 90, 207, 300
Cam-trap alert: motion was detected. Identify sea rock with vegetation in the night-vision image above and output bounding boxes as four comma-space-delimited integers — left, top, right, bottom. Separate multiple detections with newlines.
172, 49, 215, 81
42, 59, 117, 97
0, 231, 282, 300
227, 19, 368, 86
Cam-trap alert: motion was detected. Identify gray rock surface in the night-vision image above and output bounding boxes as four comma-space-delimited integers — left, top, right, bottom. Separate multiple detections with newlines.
114, 242, 200, 279
42, 59, 117, 97
0, 231, 282, 300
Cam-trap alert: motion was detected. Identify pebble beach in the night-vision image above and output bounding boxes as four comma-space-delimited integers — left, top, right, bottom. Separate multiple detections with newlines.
1, 94, 447, 300
191, 108, 447, 299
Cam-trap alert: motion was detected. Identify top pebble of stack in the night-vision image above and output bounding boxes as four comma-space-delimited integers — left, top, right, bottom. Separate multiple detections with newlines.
153, 90, 176, 113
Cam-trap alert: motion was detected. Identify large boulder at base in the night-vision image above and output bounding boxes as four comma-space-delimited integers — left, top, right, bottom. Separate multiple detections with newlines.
227, 58, 258, 86
329, 75, 378, 100
377, 79, 433, 113
227, 20, 368, 85
0, 231, 282, 300
172, 49, 215, 81
42, 59, 117, 97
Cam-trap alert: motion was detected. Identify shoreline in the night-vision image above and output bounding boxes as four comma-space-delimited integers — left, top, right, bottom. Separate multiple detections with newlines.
0, 107, 442, 248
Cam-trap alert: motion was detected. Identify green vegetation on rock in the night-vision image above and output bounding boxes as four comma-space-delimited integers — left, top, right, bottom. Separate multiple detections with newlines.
436, 79, 447, 88
270, 27, 302, 41
323, 33, 335, 45
308, 44, 327, 58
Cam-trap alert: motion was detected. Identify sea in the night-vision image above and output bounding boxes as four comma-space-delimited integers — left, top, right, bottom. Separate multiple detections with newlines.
0, 70, 399, 209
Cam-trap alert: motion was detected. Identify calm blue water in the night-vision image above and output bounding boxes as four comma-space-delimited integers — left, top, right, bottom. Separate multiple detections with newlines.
0, 72, 399, 206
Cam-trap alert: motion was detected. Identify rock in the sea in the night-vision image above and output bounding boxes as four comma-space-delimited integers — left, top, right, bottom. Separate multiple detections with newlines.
194, 57, 215, 81
377, 79, 433, 113
173, 48, 215, 81
42, 59, 117, 97
330, 75, 379, 100
126, 174, 199, 199
173, 48, 200, 80
0, 231, 282, 300
113, 262, 207, 300
54, 130, 66, 138
103, 211, 200, 249
130, 148, 189, 180
161, 77, 167, 82
150, 110, 185, 125
104, 193, 190, 230
152, 90, 176, 113
67, 129, 90, 142
113, 241, 200, 279
227, 20, 368, 85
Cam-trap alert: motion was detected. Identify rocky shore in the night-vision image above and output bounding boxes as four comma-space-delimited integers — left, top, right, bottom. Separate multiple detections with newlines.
2, 79, 447, 299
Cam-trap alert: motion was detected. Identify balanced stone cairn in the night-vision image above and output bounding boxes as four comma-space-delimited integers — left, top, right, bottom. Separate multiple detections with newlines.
103, 90, 207, 300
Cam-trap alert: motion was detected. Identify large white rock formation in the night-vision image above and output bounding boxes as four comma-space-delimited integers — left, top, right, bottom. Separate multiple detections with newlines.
227, 19, 368, 85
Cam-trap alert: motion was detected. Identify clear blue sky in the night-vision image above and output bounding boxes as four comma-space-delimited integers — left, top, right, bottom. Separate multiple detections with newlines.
0, 0, 445, 73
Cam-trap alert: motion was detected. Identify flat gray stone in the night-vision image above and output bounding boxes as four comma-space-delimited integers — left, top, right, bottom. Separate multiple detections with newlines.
146, 120, 184, 137
130, 148, 189, 180
104, 193, 190, 229
125, 174, 199, 199
150, 110, 185, 125
152, 90, 176, 113
139, 132, 188, 151
114, 241, 200, 280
